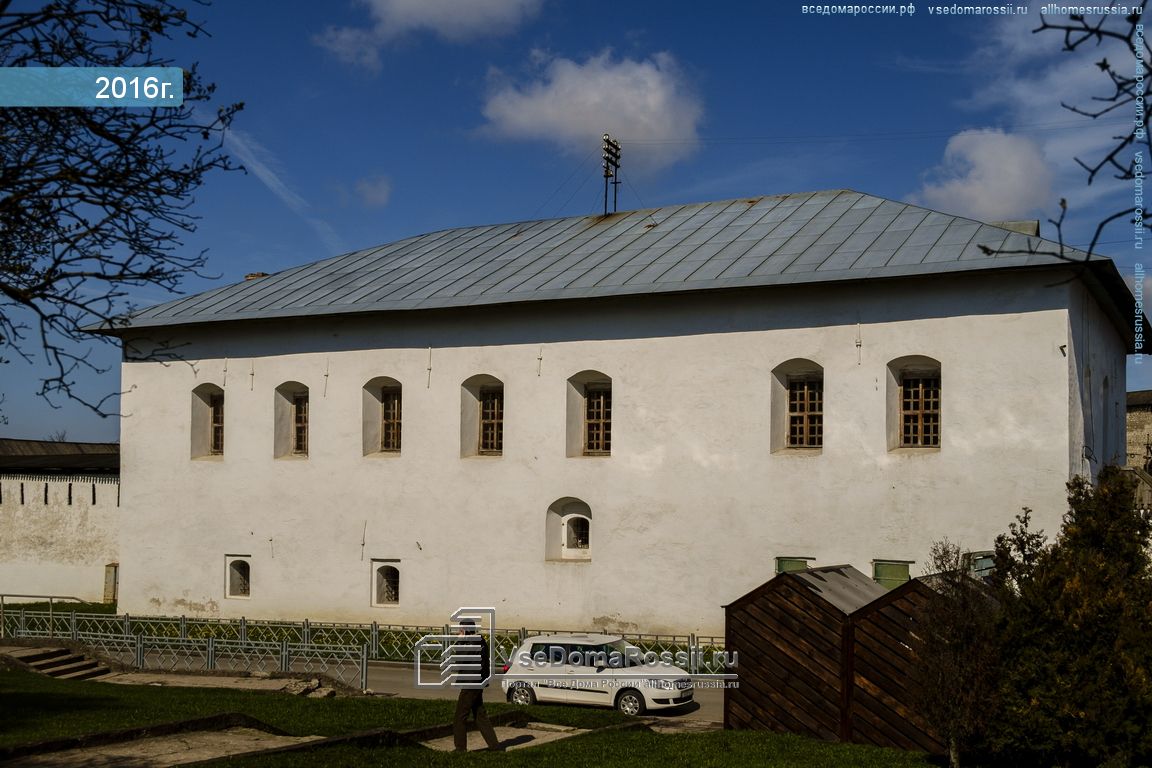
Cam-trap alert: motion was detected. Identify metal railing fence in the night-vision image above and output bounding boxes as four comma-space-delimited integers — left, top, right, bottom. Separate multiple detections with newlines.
2, 609, 730, 681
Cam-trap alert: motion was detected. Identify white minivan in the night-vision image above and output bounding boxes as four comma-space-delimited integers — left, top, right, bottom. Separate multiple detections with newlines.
500, 633, 694, 715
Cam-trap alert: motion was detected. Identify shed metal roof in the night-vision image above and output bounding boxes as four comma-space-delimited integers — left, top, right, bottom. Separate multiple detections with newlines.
790, 565, 889, 614
109, 189, 1122, 331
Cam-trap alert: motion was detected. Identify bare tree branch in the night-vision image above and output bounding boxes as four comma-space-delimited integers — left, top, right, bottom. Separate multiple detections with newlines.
0, 0, 242, 417
1007, 12, 1151, 260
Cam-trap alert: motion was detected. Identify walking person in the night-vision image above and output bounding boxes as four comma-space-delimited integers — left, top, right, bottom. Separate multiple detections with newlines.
452, 619, 503, 752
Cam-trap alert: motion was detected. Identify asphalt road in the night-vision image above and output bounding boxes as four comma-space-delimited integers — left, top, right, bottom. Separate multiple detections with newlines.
365, 662, 725, 723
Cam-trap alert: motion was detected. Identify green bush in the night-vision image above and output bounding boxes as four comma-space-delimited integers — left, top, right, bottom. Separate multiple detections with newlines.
990, 468, 1152, 767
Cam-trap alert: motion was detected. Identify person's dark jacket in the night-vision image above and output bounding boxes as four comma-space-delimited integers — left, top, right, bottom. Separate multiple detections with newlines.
457, 633, 490, 686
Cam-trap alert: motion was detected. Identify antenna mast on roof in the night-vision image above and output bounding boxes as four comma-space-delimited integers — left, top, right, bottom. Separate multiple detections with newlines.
602, 133, 621, 216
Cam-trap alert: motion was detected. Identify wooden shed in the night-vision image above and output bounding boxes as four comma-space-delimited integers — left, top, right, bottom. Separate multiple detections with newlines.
724, 565, 944, 754
849, 578, 943, 753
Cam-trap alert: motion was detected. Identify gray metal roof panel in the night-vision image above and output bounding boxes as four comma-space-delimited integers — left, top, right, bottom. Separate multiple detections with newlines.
791, 565, 889, 614
112, 189, 1120, 330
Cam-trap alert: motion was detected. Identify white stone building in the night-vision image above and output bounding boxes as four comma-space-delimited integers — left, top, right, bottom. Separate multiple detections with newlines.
0, 439, 120, 603
104, 190, 1134, 634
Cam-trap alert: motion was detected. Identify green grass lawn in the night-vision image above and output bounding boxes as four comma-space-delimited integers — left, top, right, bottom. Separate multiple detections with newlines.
0, 667, 622, 747
225, 729, 937, 767
0, 668, 936, 766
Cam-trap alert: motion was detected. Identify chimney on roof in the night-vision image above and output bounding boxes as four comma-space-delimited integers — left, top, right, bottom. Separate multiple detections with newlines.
244, 272, 269, 280
991, 220, 1040, 236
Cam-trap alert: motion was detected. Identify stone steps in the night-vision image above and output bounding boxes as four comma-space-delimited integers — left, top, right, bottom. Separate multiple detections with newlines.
5, 646, 113, 681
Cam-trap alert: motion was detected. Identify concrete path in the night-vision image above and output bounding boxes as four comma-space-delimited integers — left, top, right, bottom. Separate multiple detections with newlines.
2, 728, 324, 767
99, 671, 293, 692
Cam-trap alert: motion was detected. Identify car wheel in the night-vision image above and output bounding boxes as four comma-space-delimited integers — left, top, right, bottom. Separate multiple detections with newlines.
615, 689, 646, 716
508, 684, 536, 706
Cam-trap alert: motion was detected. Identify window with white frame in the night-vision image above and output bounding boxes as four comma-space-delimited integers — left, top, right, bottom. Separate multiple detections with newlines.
226, 555, 251, 598
546, 498, 592, 561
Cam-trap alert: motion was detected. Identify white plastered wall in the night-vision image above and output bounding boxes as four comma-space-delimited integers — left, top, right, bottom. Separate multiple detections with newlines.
116, 270, 1123, 633
0, 474, 119, 602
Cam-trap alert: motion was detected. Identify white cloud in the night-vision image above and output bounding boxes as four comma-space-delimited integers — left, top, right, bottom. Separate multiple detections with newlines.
316, 0, 542, 70
913, 129, 1054, 222
481, 50, 703, 172
354, 175, 393, 208
913, 14, 1134, 239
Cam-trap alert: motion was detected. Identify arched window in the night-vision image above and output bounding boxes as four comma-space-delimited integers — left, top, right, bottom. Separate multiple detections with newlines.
363, 377, 402, 455
191, 383, 225, 458
274, 382, 309, 458
770, 359, 823, 453
461, 374, 504, 457
374, 562, 400, 605
886, 356, 941, 450
546, 498, 592, 561
567, 371, 612, 457
226, 556, 251, 598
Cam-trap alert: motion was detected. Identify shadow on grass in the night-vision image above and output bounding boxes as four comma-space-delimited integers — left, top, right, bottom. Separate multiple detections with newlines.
0, 689, 118, 735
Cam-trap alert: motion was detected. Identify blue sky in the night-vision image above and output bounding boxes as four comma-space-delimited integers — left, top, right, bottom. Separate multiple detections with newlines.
3, 1, 1145, 440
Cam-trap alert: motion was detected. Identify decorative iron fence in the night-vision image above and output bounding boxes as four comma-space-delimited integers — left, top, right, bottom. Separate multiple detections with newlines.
2, 609, 730, 684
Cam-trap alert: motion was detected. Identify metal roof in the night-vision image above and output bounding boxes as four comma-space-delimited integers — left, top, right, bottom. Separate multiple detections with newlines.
111, 189, 1118, 331
790, 565, 890, 614
0, 438, 119, 472
1128, 390, 1152, 408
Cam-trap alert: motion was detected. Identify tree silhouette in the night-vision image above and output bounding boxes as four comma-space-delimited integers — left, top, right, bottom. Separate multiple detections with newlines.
0, 0, 242, 417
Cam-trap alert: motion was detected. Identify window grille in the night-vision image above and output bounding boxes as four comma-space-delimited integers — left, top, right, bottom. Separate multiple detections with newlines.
900, 375, 940, 447
380, 388, 402, 452
584, 385, 611, 454
293, 393, 309, 455
209, 393, 225, 455
479, 387, 503, 454
787, 378, 823, 447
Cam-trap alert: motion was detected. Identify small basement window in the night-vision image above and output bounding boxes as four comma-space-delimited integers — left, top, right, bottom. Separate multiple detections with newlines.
226, 556, 251, 598
372, 560, 401, 605
546, 498, 592, 561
